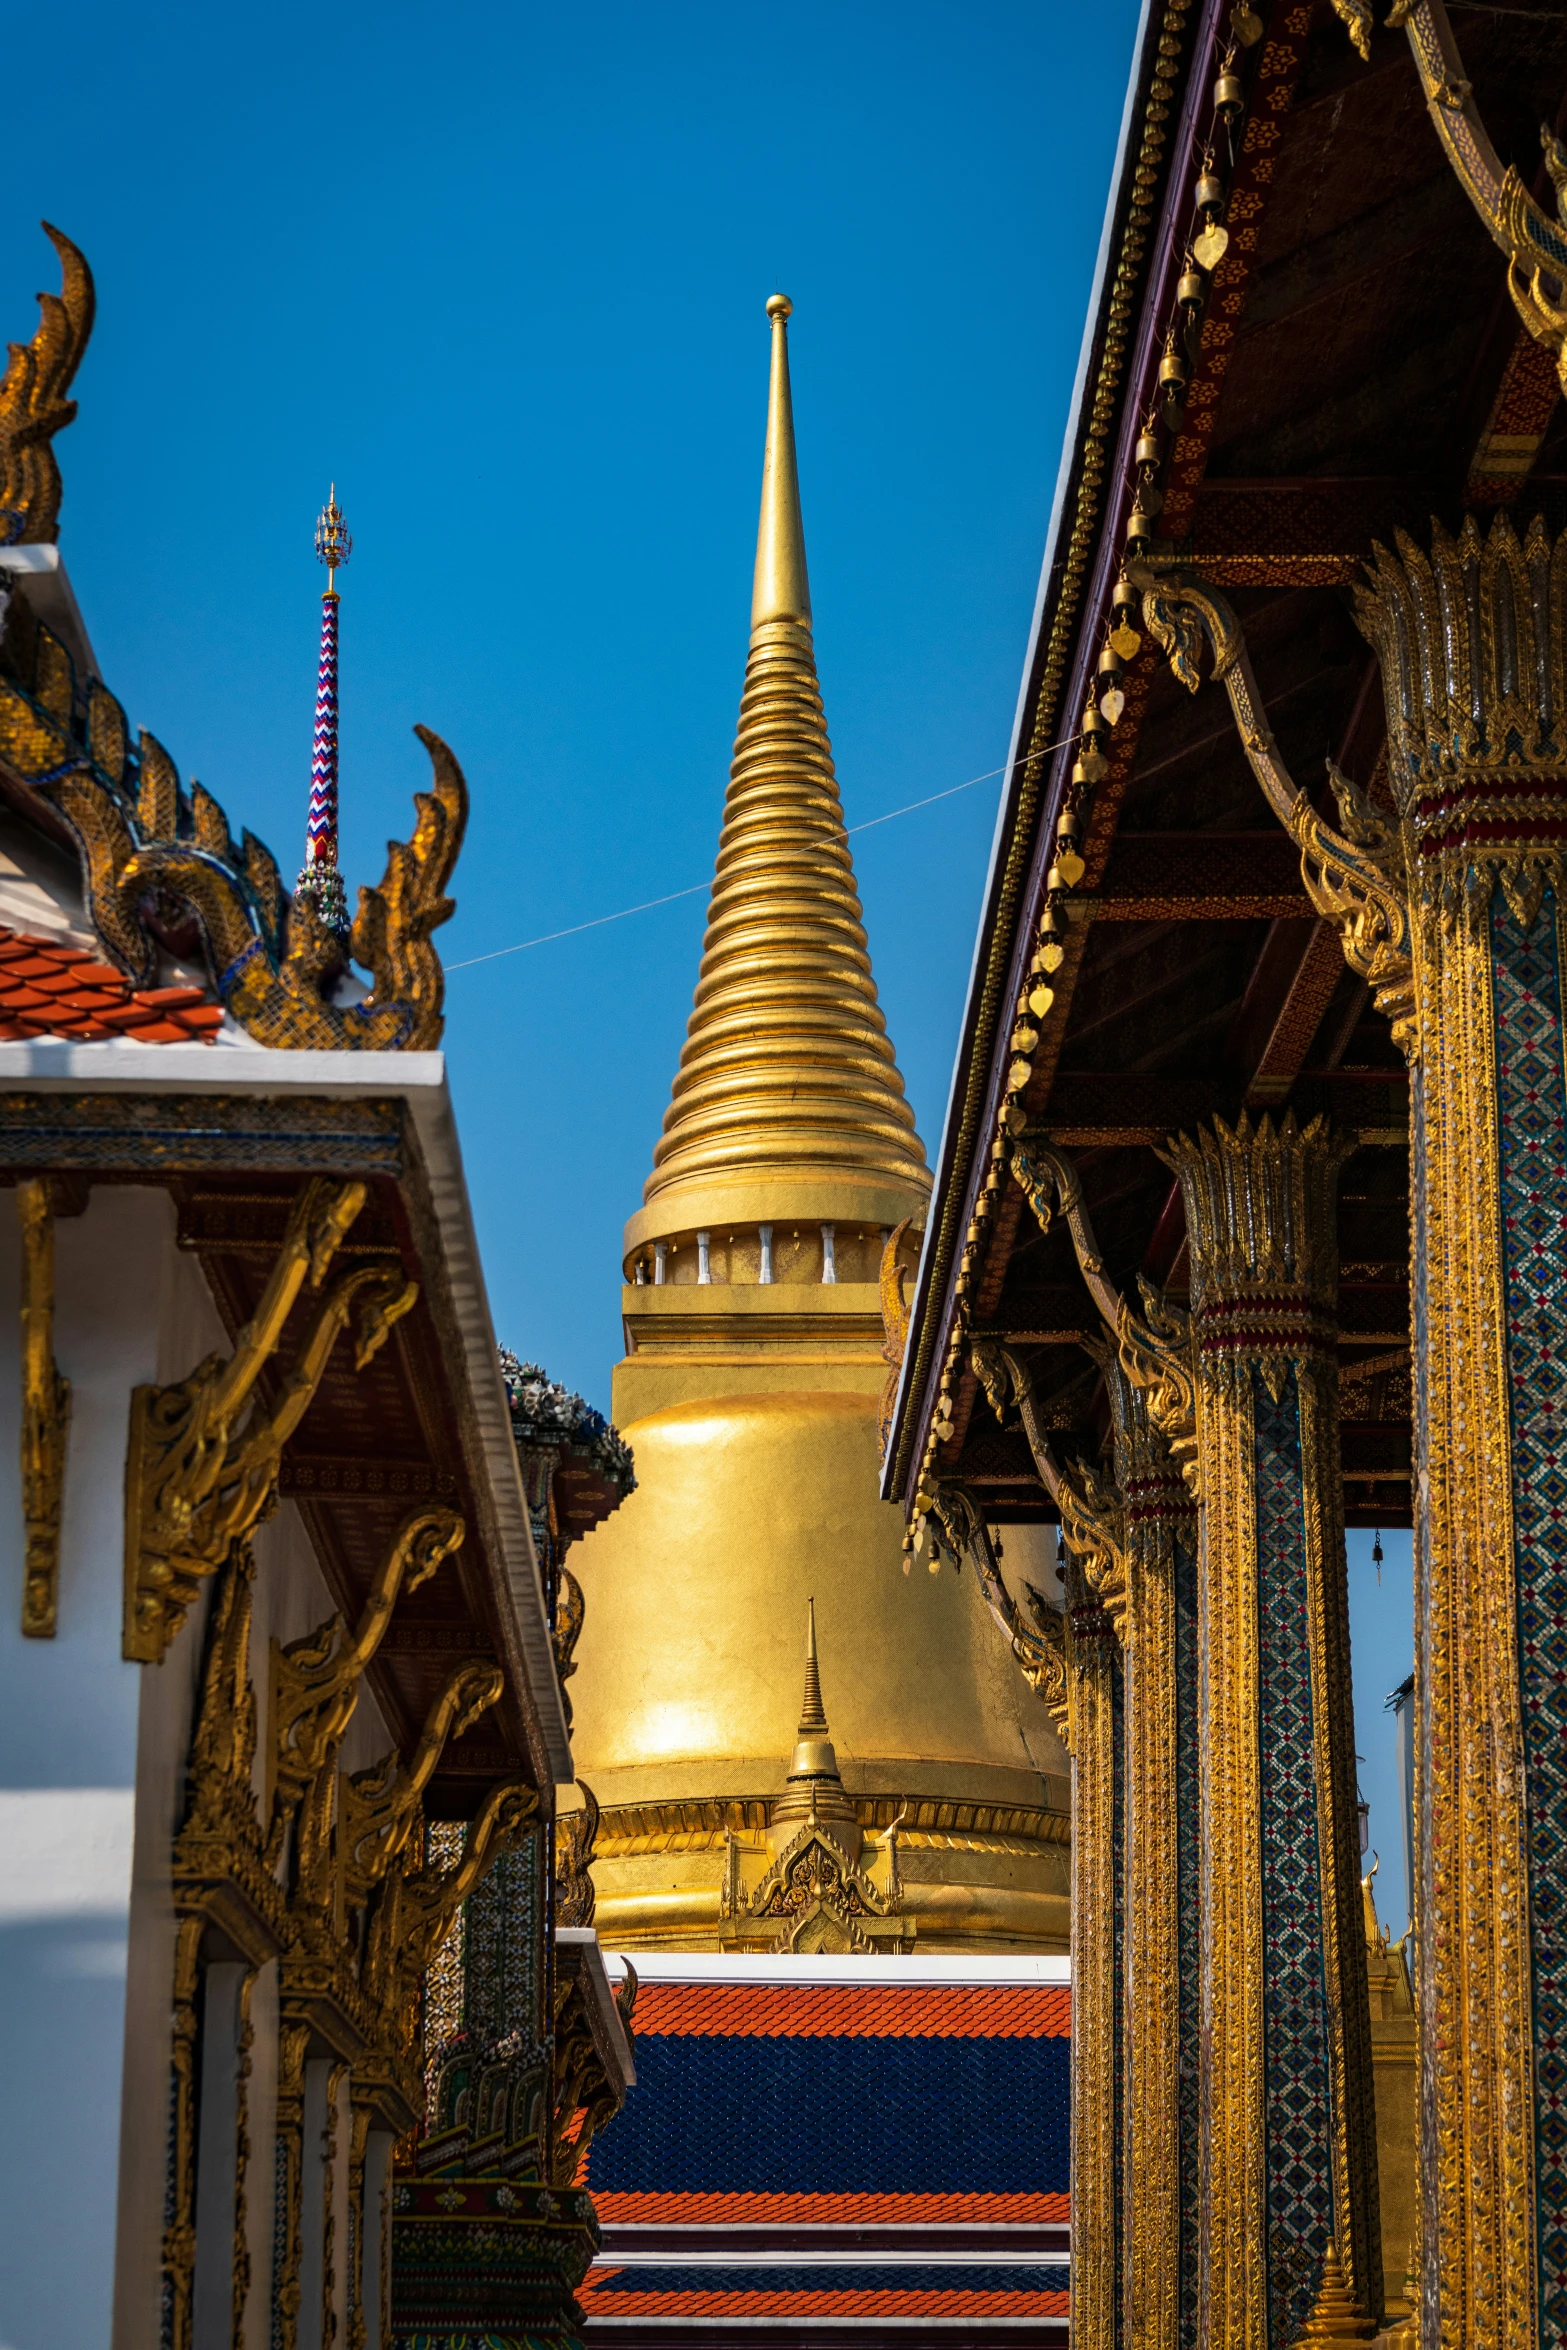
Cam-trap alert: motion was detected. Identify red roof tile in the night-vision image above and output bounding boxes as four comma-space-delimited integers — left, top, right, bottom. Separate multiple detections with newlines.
627, 1982, 1071, 2039
0, 927, 221, 1045
591, 2192, 1071, 2225
576, 2278, 1072, 2318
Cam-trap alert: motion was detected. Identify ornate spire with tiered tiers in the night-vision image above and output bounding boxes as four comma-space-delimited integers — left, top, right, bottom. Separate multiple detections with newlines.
628, 294, 928, 1260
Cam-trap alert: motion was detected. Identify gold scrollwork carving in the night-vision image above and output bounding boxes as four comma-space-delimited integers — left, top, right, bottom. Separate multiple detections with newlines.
17, 1175, 70, 1637
123, 1178, 418, 1663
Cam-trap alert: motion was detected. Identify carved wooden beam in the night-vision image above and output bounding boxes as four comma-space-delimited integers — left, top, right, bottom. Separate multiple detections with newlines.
1095, 831, 1310, 921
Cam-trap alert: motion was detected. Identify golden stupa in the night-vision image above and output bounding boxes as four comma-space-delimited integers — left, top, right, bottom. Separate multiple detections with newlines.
570, 293, 1070, 1951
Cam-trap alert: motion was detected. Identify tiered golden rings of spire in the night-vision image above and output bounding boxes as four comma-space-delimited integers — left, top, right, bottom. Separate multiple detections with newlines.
626, 296, 929, 1253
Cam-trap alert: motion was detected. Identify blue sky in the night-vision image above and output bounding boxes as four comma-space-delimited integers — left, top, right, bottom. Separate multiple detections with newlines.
4, 0, 1415, 1877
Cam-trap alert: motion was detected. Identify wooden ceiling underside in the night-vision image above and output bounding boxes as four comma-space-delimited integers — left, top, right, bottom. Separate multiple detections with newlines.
929, 2, 1567, 1532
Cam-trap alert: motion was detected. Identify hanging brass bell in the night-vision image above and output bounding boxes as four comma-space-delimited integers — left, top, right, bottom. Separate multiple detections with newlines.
1136, 428, 1162, 469
1158, 344, 1187, 391
1056, 807, 1082, 845
1214, 68, 1244, 115
1111, 578, 1140, 621
1127, 508, 1157, 545
1097, 643, 1123, 684
1039, 901, 1063, 939
1081, 699, 1107, 737
1196, 170, 1225, 212
1178, 267, 1205, 309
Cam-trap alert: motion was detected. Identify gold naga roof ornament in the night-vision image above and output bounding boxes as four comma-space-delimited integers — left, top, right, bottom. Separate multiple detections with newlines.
0, 226, 470, 1051
0, 221, 94, 550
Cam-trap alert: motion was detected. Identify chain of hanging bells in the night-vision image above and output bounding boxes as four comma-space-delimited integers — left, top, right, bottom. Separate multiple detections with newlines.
907, 2, 1268, 1573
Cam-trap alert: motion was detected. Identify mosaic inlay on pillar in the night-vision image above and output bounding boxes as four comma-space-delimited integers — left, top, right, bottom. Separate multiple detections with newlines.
1161, 1112, 1380, 2348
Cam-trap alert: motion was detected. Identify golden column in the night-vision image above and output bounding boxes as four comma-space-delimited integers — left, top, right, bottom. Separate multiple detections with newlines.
1062, 1556, 1124, 2350
1107, 1359, 1200, 2350
986, 1165, 1202, 2350
1341, 516, 1567, 2347
1162, 1114, 1379, 2348
570, 296, 1069, 1951
1144, 506, 1567, 2342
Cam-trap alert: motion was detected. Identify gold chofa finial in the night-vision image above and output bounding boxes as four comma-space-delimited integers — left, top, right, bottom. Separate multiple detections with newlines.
800, 1597, 827, 1734
752, 292, 811, 634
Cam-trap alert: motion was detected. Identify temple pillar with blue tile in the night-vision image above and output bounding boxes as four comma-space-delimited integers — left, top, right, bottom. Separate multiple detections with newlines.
1343, 512, 1567, 2345
1161, 1114, 1380, 2347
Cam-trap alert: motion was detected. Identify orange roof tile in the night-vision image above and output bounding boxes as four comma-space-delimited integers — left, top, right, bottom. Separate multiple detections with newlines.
590, 2192, 1071, 2225
627, 1981, 1071, 2039
0, 927, 221, 1045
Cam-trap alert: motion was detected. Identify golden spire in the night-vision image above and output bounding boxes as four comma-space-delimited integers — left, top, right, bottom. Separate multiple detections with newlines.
798, 1593, 827, 1734
627, 293, 929, 1253
769, 1600, 861, 1852
752, 294, 811, 632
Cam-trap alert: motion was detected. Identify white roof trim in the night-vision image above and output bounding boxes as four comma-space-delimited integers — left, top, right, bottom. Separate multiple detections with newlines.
0, 1041, 572, 1779
599, 1951, 1070, 1987
558, 1925, 637, 2091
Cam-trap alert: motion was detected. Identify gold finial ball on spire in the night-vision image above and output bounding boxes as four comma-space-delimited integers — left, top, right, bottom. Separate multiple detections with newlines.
314, 484, 352, 574
766, 292, 793, 322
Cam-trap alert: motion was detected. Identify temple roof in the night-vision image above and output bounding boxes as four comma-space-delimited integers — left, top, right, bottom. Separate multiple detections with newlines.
582, 1955, 1070, 2345
0, 925, 222, 1044
0, 227, 470, 1058
886, 0, 1567, 1527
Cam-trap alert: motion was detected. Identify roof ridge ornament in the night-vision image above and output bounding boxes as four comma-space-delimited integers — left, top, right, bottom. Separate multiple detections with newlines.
294, 486, 353, 941
0, 223, 95, 548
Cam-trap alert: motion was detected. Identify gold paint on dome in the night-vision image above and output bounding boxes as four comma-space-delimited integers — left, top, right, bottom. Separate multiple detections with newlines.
630, 294, 929, 1252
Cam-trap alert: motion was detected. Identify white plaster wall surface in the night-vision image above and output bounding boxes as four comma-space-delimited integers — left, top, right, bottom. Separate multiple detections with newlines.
0, 1177, 404, 2350
0, 1189, 198, 2350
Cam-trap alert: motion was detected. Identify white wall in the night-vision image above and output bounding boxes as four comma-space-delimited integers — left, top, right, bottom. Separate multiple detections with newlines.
0, 1187, 393, 2350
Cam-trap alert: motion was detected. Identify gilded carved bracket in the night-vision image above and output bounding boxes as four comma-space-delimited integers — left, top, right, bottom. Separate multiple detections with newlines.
1340, 1, 1567, 395
267, 1505, 465, 1896
123, 1178, 418, 1664
1137, 572, 1418, 1053
17, 1176, 70, 1637
924, 1474, 1069, 1730
1009, 1136, 1199, 1484
973, 1339, 1131, 1643
337, 1661, 506, 1912
359, 1778, 538, 2034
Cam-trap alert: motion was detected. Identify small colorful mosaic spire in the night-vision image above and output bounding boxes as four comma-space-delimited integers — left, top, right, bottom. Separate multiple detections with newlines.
295, 486, 352, 938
